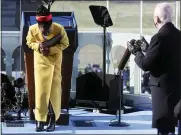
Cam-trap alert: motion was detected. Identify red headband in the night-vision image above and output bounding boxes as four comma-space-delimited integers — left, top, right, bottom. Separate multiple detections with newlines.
36, 14, 52, 22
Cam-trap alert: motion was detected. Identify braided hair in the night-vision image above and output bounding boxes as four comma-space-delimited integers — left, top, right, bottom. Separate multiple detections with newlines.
36, 5, 52, 28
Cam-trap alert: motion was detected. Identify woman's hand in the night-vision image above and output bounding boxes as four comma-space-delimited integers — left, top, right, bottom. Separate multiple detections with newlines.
39, 43, 49, 56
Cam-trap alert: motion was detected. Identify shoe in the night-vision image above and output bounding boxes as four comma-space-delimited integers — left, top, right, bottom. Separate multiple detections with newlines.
35, 121, 45, 132
46, 113, 55, 132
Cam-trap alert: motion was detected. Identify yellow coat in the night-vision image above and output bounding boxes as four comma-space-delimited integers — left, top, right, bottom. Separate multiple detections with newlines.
26, 23, 69, 122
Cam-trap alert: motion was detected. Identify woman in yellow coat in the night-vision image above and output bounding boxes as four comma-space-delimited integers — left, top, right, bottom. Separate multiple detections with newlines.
26, 5, 69, 132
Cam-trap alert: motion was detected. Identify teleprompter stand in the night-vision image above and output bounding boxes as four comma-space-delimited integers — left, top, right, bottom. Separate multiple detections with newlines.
89, 5, 129, 127
89, 5, 113, 87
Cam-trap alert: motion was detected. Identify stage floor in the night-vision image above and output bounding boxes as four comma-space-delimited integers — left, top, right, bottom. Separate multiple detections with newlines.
1, 109, 178, 135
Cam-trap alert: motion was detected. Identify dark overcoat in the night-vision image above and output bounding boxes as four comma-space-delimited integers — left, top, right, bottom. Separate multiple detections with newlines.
135, 22, 181, 131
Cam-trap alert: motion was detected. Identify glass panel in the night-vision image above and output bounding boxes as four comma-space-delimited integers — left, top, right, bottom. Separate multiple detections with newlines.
108, 1, 141, 94
12, 46, 25, 79
78, 44, 103, 75
140, 35, 152, 95
51, 1, 107, 31
1, 48, 6, 72
108, 1, 141, 33
178, 1, 180, 29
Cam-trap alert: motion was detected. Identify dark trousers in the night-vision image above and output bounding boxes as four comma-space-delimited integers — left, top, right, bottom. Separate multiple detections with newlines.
157, 117, 175, 134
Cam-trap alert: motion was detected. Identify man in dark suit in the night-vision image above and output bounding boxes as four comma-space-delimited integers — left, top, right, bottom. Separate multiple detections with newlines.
128, 3, 180, 135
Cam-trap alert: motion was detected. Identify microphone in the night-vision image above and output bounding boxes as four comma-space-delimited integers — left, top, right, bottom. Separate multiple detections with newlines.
118, 39, 136, 71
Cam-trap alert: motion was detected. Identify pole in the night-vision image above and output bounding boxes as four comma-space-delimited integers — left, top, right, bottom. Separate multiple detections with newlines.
102, 26, 106, 87
119, 70, 124, 123
109, 70, 129, 127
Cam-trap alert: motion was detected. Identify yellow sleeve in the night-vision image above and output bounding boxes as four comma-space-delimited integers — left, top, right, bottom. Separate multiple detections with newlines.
26, 27, 40, 52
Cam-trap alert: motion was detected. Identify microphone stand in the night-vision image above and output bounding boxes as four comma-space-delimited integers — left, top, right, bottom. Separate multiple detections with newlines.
109, 70, 129, 127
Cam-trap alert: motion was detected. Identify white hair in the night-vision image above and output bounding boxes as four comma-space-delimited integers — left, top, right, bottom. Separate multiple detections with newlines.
154, 2, 173, 24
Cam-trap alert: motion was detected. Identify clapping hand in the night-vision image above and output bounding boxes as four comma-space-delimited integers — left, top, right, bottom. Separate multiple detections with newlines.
127, 40, 141, 55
